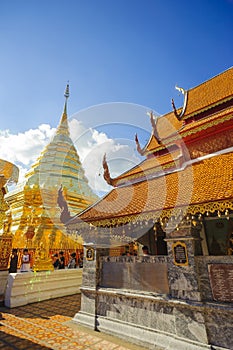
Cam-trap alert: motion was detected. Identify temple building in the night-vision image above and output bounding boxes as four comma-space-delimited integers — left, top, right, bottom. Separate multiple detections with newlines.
4, 85, 98, 262
67, 67, 233, 350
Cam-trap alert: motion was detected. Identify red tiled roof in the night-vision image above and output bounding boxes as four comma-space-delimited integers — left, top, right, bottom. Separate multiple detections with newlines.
114, 149, 181, 185
114, 107, 233, 184
143, 67, 233, 154
68, 152, 233, 226
184, 67, 233, 118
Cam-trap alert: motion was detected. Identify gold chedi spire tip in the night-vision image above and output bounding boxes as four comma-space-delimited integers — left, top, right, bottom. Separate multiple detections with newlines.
57, 82, 70, 136
64, 82, 69, 99
63, 81, 70, 115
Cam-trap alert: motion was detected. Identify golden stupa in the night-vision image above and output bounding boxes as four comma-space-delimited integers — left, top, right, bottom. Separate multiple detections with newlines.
0, 160, 19, 270
4, 85, 98, 264
0, 160, 19, 230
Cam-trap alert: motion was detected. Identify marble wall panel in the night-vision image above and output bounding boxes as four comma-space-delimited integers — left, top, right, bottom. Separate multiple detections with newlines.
204, 303, 233, 349
173, 306, 208, 343
96, 291, 176, 335
97, 289, 233, 348
101, 262, 169, 292
195, 255, 233, 301
100, 257, 169, 294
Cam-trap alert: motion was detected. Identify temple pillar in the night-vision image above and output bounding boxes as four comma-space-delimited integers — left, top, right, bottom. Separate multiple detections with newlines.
165, 218, 203, 301
73, 243, 109, 329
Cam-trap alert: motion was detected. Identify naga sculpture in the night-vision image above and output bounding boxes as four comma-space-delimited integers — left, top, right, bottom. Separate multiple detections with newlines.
57, 185, 72, 224
102, 154, 113, 186
135, 133, 143, 155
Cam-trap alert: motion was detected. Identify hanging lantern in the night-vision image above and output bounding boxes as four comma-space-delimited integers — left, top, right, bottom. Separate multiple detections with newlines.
225, 209, 230, 220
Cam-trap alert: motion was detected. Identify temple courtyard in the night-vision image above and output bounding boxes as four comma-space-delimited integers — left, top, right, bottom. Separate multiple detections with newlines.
0, 68, 232, 349
0, 294, 153, 350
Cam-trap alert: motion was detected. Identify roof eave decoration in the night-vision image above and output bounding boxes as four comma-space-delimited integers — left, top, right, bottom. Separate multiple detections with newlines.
141, 112, 185, 157
171, 86, 188, 121
67, 199, 233, 230
136, 111, 164, 157
102, 154, 113, 186
148, 111, 162, 145
135, 134, 144, 155
144, 109, 233, 158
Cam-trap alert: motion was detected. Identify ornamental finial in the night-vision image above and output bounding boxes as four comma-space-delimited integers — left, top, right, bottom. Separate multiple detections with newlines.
57, 83, 70, 135
64, 82, 69, 99
171, 85, 188, 121
135, 133, 143, 155
147, 111, 162, 145
62, 82, 70, 116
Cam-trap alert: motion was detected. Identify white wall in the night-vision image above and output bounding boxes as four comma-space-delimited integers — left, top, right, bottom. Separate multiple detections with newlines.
5, 269, 82, 308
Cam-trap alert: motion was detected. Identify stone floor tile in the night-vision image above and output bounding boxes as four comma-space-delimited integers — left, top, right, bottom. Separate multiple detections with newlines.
91, 339, 119, 349
0, 294, 149, 350
116, 347, 137, 350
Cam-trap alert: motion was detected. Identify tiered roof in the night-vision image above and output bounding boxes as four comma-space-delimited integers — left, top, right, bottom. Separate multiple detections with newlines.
183, 67, 233, 118
5, 86, 98, 248
143, 67, 233, 155
67, 67, 233, 229
68, 152, 233, 228
21, 91, 98, 214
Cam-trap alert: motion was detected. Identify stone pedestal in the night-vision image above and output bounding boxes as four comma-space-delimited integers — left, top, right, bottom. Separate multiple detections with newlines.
4, 269, 82, 308
73, 244, 109, 329
0, 270, 8, 303
165, 221, 203, 301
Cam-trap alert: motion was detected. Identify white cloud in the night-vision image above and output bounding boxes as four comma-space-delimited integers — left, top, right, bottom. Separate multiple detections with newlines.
70, 118, 141, 194
0, 124, 55, 165
0, 124, 56, 183
0, 120, 141, 195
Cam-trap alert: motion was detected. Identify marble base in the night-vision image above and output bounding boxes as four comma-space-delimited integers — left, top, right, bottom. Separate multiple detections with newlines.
0, 270, 8, 296
75, 287, 232, 350
73, 310, 97, 329
96, 316, 217, 350
73, 314, 227, 350
4, 269, 82, 308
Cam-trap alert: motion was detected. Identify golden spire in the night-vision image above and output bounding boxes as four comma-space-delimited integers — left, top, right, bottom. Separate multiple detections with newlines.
63, 82, 69, 114
57, 82, 70, 135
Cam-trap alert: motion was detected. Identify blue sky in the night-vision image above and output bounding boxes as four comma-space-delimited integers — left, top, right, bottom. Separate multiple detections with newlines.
1, 0, 232, 131
0, 0, 232, 193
